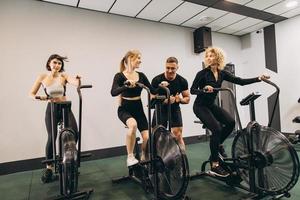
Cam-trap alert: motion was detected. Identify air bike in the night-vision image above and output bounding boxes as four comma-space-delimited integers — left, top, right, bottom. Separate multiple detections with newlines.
39, 79, 94, 199
112, 82, 190, 199
190, 79, 299, 199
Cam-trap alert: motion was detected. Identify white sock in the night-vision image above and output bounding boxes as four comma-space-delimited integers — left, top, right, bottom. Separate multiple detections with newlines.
128, 153, 134, 158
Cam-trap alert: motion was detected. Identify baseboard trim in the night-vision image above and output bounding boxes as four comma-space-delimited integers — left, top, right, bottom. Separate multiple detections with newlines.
0, 135, 203, 175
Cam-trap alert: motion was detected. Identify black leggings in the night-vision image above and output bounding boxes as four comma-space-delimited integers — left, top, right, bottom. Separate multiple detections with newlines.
45, 103, 78, 162
193, 103, 235, 162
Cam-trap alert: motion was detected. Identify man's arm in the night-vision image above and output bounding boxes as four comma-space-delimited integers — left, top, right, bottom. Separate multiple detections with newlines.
177, 89, 190, 104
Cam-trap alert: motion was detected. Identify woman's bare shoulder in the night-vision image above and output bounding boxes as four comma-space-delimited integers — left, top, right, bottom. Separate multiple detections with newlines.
37, 73, 47, 81
60, 72, 68, 79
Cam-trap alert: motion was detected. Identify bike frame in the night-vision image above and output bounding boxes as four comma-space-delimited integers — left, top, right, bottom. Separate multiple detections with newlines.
191, 79, 289, 199
42, 81, 93, 200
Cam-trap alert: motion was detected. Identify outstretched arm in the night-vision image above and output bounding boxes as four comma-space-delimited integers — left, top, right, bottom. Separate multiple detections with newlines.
176, 90, 190, 104
223, 70, 261, 86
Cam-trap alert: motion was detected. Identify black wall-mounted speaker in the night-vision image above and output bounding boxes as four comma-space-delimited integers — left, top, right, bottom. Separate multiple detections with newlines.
193, 27, 212, 53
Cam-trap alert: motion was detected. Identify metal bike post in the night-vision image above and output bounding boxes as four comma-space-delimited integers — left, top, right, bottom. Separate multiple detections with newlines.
248, 125, 256, 194
77, 86, 83, 167
50, 103, 57, 172
249, 101, 256, 121
149, 89, 159, 199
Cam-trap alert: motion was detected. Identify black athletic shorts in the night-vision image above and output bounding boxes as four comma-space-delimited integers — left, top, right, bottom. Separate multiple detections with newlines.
118, 99, 148, 132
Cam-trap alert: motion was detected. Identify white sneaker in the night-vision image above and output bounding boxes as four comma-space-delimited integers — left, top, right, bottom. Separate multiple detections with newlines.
127, 154, 139, 167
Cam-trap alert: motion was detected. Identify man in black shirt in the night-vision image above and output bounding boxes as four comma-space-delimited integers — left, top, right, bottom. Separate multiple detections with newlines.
151, 57, 190, 149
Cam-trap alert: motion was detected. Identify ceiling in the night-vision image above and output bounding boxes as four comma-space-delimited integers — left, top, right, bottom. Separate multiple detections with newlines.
40, 0, 300, 36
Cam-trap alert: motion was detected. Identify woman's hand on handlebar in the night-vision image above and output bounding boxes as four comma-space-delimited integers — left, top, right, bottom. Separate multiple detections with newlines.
160, 81, 169, 87
124, 80, 136, 88
259, 74, 270, 81
35, 95, 50, 101
203, 85, 214, 93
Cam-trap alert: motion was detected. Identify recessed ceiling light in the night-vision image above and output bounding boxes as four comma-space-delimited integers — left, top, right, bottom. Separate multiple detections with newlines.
198, 16, 214, 23
286, 1, 298, 8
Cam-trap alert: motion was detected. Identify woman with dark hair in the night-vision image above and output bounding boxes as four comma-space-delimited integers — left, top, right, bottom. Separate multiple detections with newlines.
111, 50, 155, 167
29, 54, 80, 183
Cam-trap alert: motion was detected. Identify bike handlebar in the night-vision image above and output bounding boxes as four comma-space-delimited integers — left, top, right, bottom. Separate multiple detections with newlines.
35, 95, 52, 100
199, 79, 279, 129
261, 79, 280, 93
124, 81, 148, 90
261, 78, 279, 127
35, 84, 92, 101
201, 87, 231, 93
155, 95, 166, 100
135, 82, 146, 89
76, 76, 92, 90
79, 85, 93, 89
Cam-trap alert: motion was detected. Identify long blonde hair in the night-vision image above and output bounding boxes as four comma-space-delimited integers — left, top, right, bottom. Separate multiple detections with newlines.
204, 47, 225, 70
119, 50, 141, 72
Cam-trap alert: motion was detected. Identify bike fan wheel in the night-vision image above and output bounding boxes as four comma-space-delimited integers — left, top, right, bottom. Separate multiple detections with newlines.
62, 160, 78, 195
232, 122, 299, 195
61, 129, 78, 196
152, 126, 189, 200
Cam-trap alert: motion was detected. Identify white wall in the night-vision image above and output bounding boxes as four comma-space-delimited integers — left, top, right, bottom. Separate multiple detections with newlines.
239, 15, 300, 133
276, 15, 300, 133
0, 0, 243, 163
238, 32, 271, 128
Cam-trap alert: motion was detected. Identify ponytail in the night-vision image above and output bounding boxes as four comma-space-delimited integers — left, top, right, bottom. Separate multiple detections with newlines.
120, 57, 126, 72
119, 50, 141, 72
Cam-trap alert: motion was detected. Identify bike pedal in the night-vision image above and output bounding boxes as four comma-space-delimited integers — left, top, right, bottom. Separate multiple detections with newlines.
128, 163, 139, 169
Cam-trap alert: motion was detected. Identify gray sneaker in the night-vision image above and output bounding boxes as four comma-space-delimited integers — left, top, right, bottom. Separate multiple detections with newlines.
209, 165, 229, 177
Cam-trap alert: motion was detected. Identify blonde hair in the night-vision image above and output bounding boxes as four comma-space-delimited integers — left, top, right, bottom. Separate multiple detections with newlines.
204, 47, 225, 70
119, 50, 141, 72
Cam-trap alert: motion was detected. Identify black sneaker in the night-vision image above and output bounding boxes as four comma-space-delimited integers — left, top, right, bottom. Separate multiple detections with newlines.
210, 165, 229, 177
41, 168, 53, 183
219, 145, 228, 158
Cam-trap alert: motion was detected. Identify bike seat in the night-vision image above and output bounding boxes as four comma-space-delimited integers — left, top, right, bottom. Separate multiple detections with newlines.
293, 116, 300, 123
240, 92, 261, 106
194, 120, 206, 129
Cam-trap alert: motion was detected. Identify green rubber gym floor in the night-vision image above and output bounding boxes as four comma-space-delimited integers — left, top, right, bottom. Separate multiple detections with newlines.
1, 141, 300, 200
